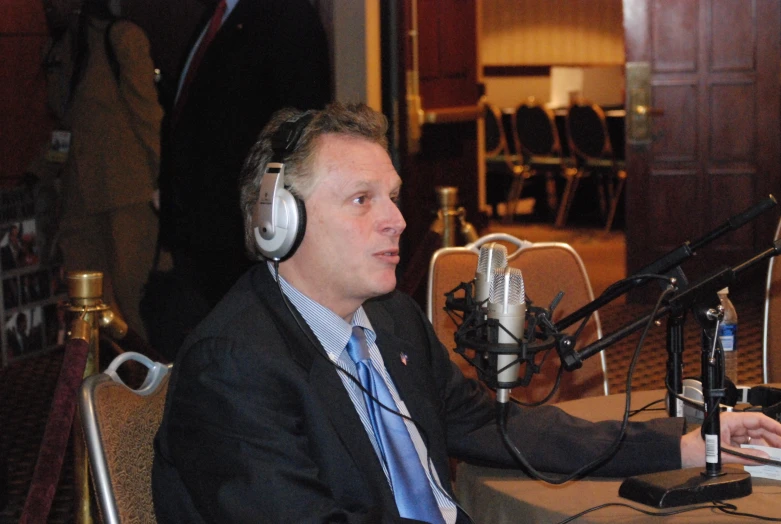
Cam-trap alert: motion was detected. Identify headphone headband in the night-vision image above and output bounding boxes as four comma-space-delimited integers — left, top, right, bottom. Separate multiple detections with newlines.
271, 113, 315, 163
253, 112, 313, 261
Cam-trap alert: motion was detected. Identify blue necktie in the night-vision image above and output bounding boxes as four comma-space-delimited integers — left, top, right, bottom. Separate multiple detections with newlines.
347, 326, 444, 523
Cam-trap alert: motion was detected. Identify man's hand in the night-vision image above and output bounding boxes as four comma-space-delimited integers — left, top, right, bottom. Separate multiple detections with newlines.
681, 411, 781, 468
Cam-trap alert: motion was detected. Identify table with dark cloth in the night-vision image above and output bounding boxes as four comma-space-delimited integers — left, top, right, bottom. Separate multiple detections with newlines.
455, 389, 781, 523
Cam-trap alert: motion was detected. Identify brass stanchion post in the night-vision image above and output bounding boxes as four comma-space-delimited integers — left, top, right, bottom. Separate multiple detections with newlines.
431, 186, 478, 247
64, 271, 126, 524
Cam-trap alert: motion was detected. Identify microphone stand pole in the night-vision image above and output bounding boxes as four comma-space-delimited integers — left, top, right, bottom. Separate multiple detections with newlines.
665, 302, 687, 417
556, 241, 781, 507
617, 288, 751, 508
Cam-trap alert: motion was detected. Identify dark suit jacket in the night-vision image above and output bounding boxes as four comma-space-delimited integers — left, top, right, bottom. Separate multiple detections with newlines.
159, 0, 331, 258
153, 265, 685, 523
0, 244, 17, 270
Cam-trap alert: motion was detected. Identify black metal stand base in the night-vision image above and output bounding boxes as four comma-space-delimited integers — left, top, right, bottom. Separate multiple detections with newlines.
618, 466, 752, 508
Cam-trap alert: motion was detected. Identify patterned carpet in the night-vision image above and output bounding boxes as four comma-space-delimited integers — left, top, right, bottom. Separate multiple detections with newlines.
0, 346, 74, 524
599, 295, 764, 394
0, 225, 768, 523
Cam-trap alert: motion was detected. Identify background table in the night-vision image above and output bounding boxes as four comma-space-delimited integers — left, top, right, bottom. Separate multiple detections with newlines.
454, 390, 781, 522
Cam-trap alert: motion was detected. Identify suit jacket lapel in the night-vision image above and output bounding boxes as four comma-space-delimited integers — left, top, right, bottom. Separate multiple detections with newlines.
254, 268, 397, 507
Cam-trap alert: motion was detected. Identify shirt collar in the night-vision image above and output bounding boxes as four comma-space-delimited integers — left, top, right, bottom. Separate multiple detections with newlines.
267, 262, 375, 361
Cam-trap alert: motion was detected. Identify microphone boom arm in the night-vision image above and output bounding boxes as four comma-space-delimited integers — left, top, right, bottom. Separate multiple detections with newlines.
555, 195, 777, 332
567, 238, 781, 371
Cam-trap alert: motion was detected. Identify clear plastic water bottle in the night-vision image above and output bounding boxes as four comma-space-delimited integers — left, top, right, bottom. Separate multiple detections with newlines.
717, 287, 738, 384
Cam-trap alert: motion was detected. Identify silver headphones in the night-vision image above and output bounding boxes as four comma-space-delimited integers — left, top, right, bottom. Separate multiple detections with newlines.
253, 113, 313, 261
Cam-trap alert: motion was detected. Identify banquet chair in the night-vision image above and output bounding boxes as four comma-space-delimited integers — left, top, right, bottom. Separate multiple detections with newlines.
79, 352, 172, 524
763, 217, 781, 383
427, 232, 609, 403
559, 102, 627, 232
483, 100, 524, 218
509, 98, 575, 223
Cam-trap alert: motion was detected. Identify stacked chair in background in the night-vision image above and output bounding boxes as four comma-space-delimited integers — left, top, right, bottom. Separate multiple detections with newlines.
558, 101, 627, 232
508, 98, 575, 224
481, 97, 626, 231
483, 101, 523, 219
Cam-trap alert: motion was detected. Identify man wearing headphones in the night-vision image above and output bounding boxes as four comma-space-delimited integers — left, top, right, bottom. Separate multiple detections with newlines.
153, 103, 781, 523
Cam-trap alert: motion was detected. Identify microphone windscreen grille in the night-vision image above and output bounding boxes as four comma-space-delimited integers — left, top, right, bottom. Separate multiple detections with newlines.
477, 243, 508, 280
489, 267, 525, 305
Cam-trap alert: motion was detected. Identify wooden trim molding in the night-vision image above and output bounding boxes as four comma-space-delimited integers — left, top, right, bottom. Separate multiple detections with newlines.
423, 105, 482, 123
483, 65, 551, 77
483, 64, 625, 77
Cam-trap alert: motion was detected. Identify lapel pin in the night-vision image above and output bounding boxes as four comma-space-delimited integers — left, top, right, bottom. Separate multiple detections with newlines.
400, 352, 408, 365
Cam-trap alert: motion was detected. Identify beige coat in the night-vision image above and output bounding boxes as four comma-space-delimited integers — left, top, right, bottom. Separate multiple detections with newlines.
62, 17, 162, 219
58, 17, 162, 338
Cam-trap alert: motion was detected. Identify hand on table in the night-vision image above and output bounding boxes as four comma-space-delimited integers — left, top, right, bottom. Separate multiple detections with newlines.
681, 411, 781, 468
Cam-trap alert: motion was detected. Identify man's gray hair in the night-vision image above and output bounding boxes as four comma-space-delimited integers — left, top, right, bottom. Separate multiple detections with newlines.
239, 102, 389, 260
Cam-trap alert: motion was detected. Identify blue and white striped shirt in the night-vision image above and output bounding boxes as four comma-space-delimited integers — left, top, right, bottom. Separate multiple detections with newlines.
270, 263, 457, 523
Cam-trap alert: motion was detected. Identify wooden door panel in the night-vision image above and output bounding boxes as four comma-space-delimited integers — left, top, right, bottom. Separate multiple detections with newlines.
711, 0, 755, 70
417, 0, 477, 108
652, 83, 697, 161
647, 174, 699, 248
624, 0, 780, 300
710, 173, 757, 250
396, 0, 482, 304
709, 83, 755, 164
651, 0, 698, 71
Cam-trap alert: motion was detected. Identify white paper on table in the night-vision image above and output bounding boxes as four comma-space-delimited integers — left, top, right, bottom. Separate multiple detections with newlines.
741, 444, 781, 480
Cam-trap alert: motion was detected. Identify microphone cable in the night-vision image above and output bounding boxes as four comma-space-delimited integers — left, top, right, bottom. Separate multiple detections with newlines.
508, 363, 563, 408
271, 261, 476, 523
555, 500, 744, 524
627, 397, 666, 417
496, 282, 676, 484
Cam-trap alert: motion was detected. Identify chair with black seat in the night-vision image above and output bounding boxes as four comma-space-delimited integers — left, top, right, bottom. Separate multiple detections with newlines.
79, 351, 172, 524
483, 100, 524, 219
509, 98, 576, 224
559, 101, 627, 232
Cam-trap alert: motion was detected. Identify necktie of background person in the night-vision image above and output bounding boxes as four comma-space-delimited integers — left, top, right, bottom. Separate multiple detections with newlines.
346, 326, 445, 523
172, 0, 227, 124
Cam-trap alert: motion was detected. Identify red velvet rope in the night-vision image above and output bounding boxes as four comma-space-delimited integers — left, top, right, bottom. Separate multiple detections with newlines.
19, 336, 90, 524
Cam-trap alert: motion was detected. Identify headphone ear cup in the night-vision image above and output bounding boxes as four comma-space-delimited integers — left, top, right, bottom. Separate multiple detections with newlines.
253, 184, 305, 261
280, 194, 306, 261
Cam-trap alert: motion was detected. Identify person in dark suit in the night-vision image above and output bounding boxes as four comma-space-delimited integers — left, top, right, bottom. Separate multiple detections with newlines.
155, 0, 332, 355
152, 103, 781, 523
0, 224, 21, 270
6, 312, 32, 356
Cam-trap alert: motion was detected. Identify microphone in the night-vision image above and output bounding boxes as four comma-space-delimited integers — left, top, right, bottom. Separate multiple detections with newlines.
475, 243, 508, 306
488, 267, 525, 403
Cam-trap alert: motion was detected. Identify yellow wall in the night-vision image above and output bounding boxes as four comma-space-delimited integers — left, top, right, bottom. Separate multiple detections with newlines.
481, 0, 625, 66
481, 0, 625, 109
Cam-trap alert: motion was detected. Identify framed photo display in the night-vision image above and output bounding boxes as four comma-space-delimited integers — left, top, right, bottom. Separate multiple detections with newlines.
0, 186, 66, 367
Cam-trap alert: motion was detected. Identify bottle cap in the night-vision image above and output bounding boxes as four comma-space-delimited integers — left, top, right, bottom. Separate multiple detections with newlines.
718, 287, 729, 295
